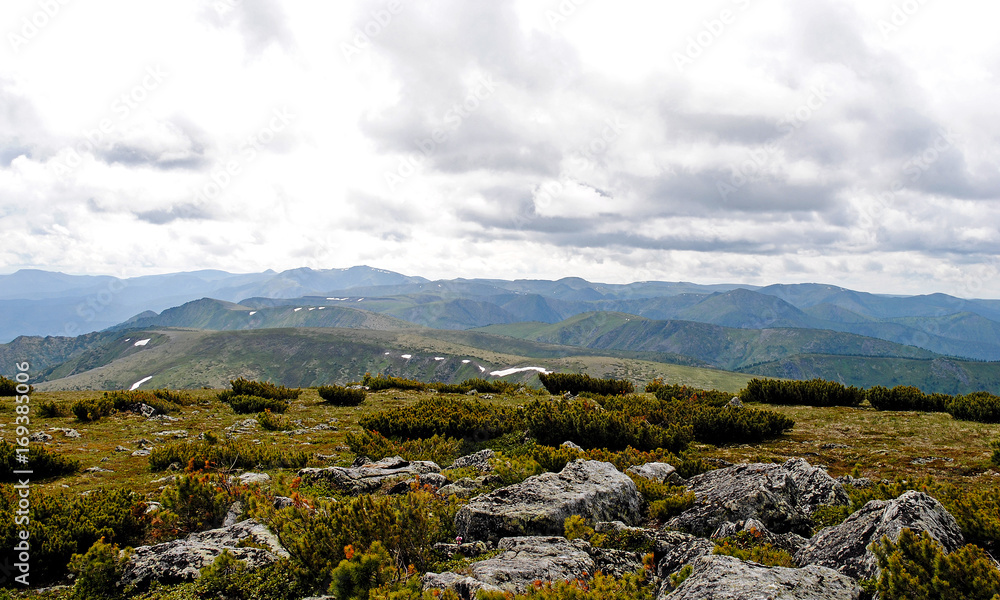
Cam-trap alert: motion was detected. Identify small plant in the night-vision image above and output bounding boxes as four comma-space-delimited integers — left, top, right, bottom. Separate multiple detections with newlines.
318, 384, 367, 406
257, 409, 292, 431
37, 400, 68, 418
68, 538, 129, 600
713, 529, 796, 567
226, 394, 291, 414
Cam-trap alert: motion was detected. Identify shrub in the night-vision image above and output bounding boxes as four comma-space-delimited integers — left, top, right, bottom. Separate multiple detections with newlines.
329, 541, 397, 600
538, 372, 635, 396
360, 373, 428, 392
359, 397, 525, 441
433, 378, 525, 395
68, 538, 129, 600
713, 529, 796, 568
257, 409, 293, 431
72, 396, 115, 421
227, 377, 301, 400
226, 394, 291, 414
0, 486, 147, 586
318, 384, 367, 406
948, 391, 1000, 423
563, 515, 654, 554
873, 529, 1000, 600
524, 399, 692, 453
582, 447, 712, 479
346, 430, 464, 465
625, 473, 696, 522
992, 440, 1000, 467
651, 384, 734, 407
72, 390, 187, 422
151, 388, 197, 405
866, 385, 950, 412
0, 375, 32, 396
37, 400, 68, 417
155, 472, 241, 537
0, 440, 80, 481
148, 440, 309, 472
195, 553, 312, 600
477, 571, 654, 600
740, 378, 865, 407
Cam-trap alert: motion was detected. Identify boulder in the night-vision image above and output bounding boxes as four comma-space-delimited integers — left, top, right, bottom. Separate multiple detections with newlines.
451, 449, 495, 472
455, 460, 642, 542
796, 490, 965, 580
470, 537, 594, 593
120, 519, 288, 589
438, 477, 485, 499
660, 554, 861, 600
666, 459, 848, 537
591, 521, 714, 578
423, 572, 501, 599
297, 456, 441, 495
626, 462, 680, 484
589, 546, 644, 578
712, 518, 808, 555
237, 472, 271, 486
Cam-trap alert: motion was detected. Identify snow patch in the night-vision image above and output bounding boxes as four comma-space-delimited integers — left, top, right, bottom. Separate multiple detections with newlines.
357, 298, 364, 302
134, 339, 151, 347
249, 311, 257, 316
124, 338, 130, 342
130, 376, 153, 391
462, 360, 471, 364
401, 354, 412, 359
294, 307, 303, 312
318, 306, 326, 310
478, 366, 486, 373
308, 307, 316, 311
434, 357, 445, 361
489, 366, 552, 377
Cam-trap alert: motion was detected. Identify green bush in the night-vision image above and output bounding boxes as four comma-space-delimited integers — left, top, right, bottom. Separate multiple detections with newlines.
525, 399, 692, 453
72, 390, 188, 422
866, 385, 950, 412
873, 528, 1000, 600
360, 373, 428, 392
148, 439, 309, 472
477, 572, 654, 600
0, 440, 80, 481
740, 378, 865, 407
226, 377, 301, 400
257, 409, 292, 431
582, 447, 712, 479
72, 396, 116, 421
226, 394, 291, 414
68, 538, 129, 599
37, 400, 68, 418
345, 430, 464, 465
154, 472, 241, 537
538, 372, 635, 396
318, 384, 367, 406
651, 384, 734, 407
329, 541, 397, 600
433, 378, 525, 395
359, 397, 525, 442
0, 486, 147, 586
992, 440, 1000, 467
948, 391, 1000, 423
713, 529, 796, 568
195, 553, 312, 600
0, 375, 32, 396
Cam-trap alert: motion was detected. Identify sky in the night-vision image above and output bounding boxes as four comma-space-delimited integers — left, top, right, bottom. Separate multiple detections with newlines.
1, 0, 999, 297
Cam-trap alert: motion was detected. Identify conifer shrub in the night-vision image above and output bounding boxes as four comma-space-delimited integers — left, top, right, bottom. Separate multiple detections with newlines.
257, 409, 293, 431
226, 377, 301, 400
524, 399, 692, 453
992, 440, 1000, 467
37, 399, 68, 417
72, 395, 115, 421
226, 394, 291, 414
194, 553, 311, 600
538, 372, 634, 396
68, 538, 130, 600
0, 440, 80, 480
948, 391, 1000, 423
651, 384, 733, 406
713, 529, 796, 568
72, 389, 189, 421
0, 486, 147, 586
360, 373, 428, 392
0, 375, 31, 396
346, 430, 464, 465
872, 529, 1000, 600
740, 377, 865, 407
866, 385, 950, 412
153, 472, 243, 538
148, 439, 309, 471
476, 571, 654, 600
433, 378, 525, 395
359, 397, 525, 441
318, 384, 367, 406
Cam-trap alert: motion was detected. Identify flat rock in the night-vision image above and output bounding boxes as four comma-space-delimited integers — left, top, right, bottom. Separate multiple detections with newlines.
660, 554, 861, 600
796, 490, 965, 580
626, 462, 680, 484
455, 460, 642, 542
120, 519, 288, 589
297, 456, 441, 495
470, 537, 594, 593
238, 472, 271, 486
451, 449, 495, 472
667, 458, 848, 537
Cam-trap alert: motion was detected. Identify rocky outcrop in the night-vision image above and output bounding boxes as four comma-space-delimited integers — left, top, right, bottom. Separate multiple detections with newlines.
455, 460, 642, 542
425, 537, 595, 597
297, 456, 441, 495
651, 530, 715, 578
626, 462, 680, 484
666, 459, 848, 536
796, 491, 965, 580
451, 449, 495, 472
120, 519, 288, 589
660, 554, 861, 600
712, 518, 808, 555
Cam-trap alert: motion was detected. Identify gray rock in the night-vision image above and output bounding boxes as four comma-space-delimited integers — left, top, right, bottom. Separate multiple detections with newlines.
667, 458, 848, 537
154, 430, 188, 439
51, 427, 81, 438
138, 403, 158, 418
451, 449, 495, 472
712, 518, 808, 555
650, 530, 715, 578
727, 396, 744, 408
29, 432, 53, 442
120, 519, 288, 589
561, 441, 584, 452
456, 460, 642, 542
796, 490, 965, 580
222, 501, 243, 527
115, 445, 130, 452
386, 472, 448, 494
626, 462, 680, 484
590, 546, 644, 578
470, 537, 594, 593
297, 456, 441, 495
423, 572, 501, 599
238, 472, 271, 486
131, 449, 151, 457
439, 477, 485, 499
273, 496, 295, 509
660, 554, 861, 600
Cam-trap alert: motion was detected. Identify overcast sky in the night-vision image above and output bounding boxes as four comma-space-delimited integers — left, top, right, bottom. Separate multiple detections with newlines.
1, 0, 998, 297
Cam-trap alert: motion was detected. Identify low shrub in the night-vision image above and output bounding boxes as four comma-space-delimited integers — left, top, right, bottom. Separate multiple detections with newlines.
992, 440, 1000, 467
625, 473, 696, 522
538, 372, 635, 396
226, 394, 291, 414
360, 373, 428, 392
318, 384, 367, 406
563, 515, 654, 554
151, 388, 197, 405
346, 430, 464, 466
866, 385, 950, 412
688, 405, 794, 445
257, 409, 293, 431
433, 378, 525, 395
525, 399, 692, 453
651, 384, 734, 407
359, 397, 525, 442
37, 400, 68, 418
740, 378, 865, 407
227, 377, 301, 400
948, 391, 1000, 423
477, 571, 654, 600
328, 541, 397, 600
148, 439, 309, 472
0, 440, 80, 480
0, 375, 31, 396
72, 390, 188, 422
153, 472, 243, 538
0, 486, 147, 586
68, 538, 129, 600
872, 528, 1000, 600
72, 396, 115, 421
713, 529, 796, 568
194, 554, 312, 600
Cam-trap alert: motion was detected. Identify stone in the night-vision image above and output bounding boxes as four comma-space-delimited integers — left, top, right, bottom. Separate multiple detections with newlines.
796, 490, 965, 581
115, 445, 130, 452
138, 403, 158, 418
666, 459, 848, 537
438, 477, 485, 499
29, 432, 53, 442
238, 472, 271, 486
451, 449, 495, 472
222, 501, 243, 527
385, 473, 448, 494
456, 460, 642, 542
727, 396, 744, 408
626, 462, 680, 485
464, 537, 594, 594
154, 430, 188, 439
298, 456, 442, 495
423, 572, 501, 599
51, 427, 81, 438
131, 449, 151, 457
660, 554, 861, 600
561, 441, 584, 452
120, 519, 289, 589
